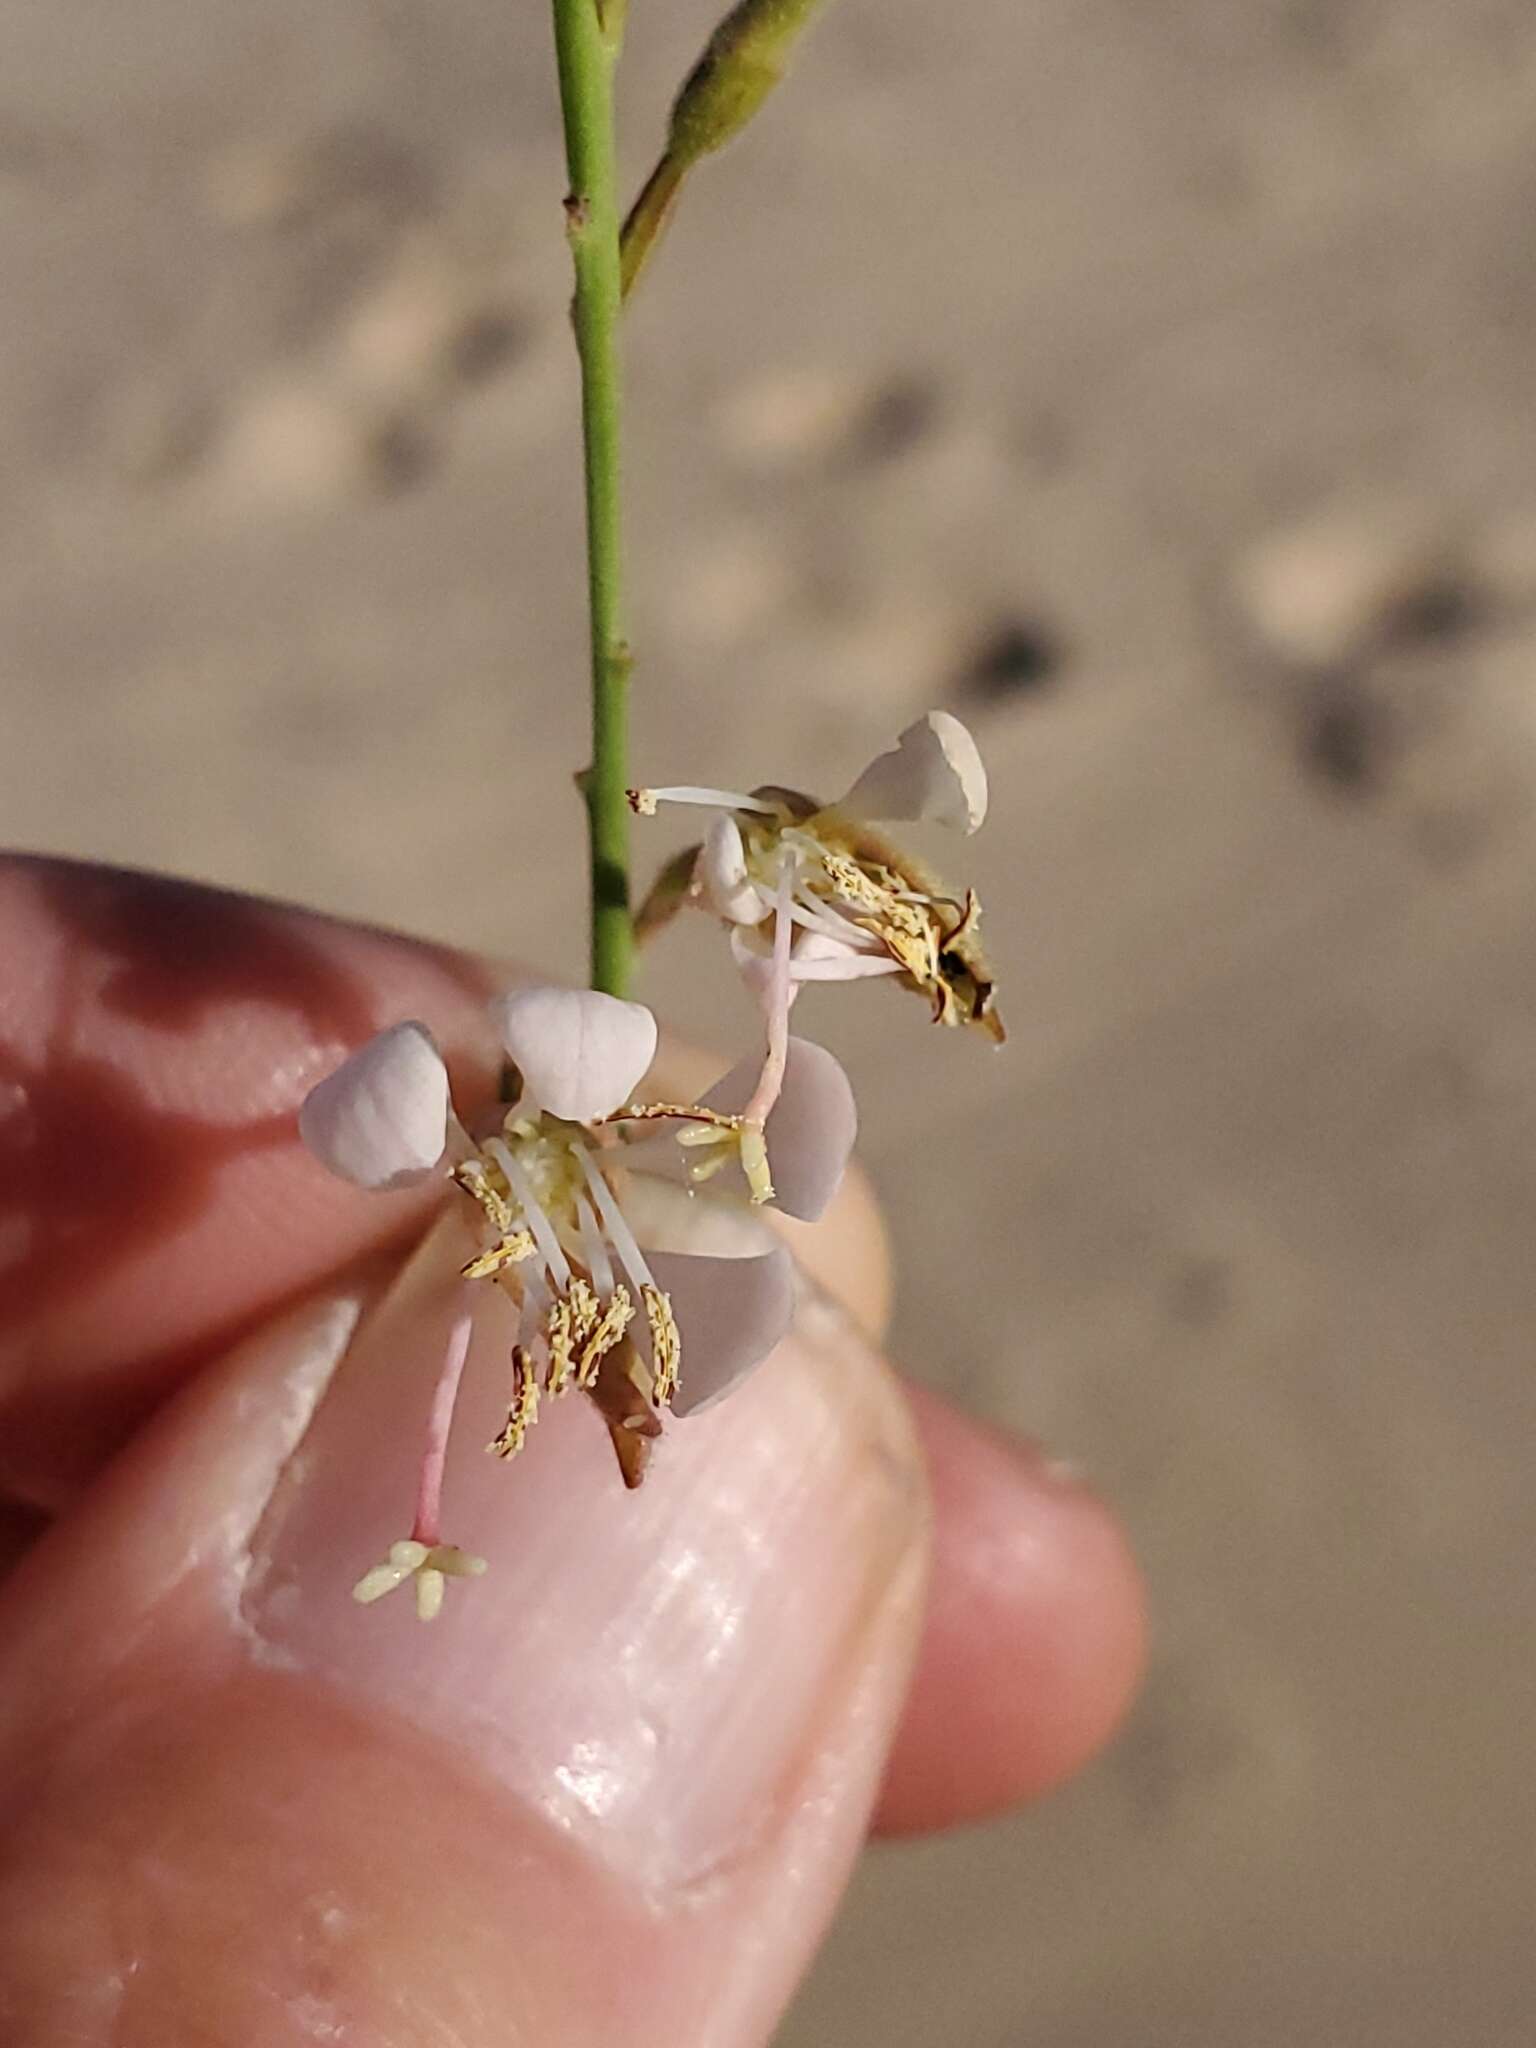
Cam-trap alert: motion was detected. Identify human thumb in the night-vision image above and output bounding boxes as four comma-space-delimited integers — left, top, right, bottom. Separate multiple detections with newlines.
0, 1215, 928, 2044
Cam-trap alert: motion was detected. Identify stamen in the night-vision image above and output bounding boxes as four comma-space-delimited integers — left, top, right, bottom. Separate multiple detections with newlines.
489, 1346, 541, 1458
599, 1100, 742, 1133
517, 1266, 550, 1349
788, 952, 905, 982
642, 1285, 681, 1407
486, 1137, 572, 1290
779, 825, 824, 861
881, 921, 940, 985
578, 1147, 657, 1293
460, 1228, 536, 1280
453, 1156, 515, 1236
577, 1286, 636, 1389
788, 897, 886, 950
575, 1192, 614, 1297
628, 784, 779, 816
544, 1289, 580, 1395
818, 851, 890, 915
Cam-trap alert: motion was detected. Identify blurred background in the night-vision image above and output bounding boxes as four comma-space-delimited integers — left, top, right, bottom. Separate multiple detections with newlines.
7, 0, 1536, 2038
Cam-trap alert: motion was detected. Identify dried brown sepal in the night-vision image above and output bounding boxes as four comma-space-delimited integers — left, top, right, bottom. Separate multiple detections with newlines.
633, 842, 702, 942
586, 1337, 663, 1489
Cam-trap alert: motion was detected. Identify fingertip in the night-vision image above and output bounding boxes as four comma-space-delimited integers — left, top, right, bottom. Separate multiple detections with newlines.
872, 1387, 1146, 1837
0, 855, 505, 1509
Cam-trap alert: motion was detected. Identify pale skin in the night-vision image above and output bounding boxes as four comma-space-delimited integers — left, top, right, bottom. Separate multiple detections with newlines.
0, 854, 1145, 2044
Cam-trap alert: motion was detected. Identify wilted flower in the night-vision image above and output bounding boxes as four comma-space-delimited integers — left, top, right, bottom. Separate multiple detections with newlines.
299, 986, 854, 1617
630, 709, 1005, 1047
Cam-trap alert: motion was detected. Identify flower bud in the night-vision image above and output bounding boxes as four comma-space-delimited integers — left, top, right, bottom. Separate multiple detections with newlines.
667, 0, 827, 167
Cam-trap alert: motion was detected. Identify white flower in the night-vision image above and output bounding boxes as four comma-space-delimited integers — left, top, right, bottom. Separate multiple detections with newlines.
299, 986, 855, 1615
631, 710, 1005, 1048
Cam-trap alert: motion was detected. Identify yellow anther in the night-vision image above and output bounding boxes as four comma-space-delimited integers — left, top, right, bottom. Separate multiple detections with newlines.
626, 787, 659, 816
604, 1100, 742, 1134
577, 1285, 636, 1389
820, 850, 888, 914
542, 1278, 637, 1397
489, 1348, 541, 1459
881, 921, 940, 986
643, 1285, 681, 1407
544, 1294, 578, 1396
460, 1228, 537, 1280
453, 1156, 515, 1236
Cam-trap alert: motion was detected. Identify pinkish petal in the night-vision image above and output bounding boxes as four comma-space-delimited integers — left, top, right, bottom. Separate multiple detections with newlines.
622, 1171, 781, 1259
786, 931, 906, 982
838, 709, 988, 833
696, 813, 772, 925
490, 986, 657, 1125
649, 1244, 797, 1416
298, 1020, 450, 1190
702, 1036, 856, 1223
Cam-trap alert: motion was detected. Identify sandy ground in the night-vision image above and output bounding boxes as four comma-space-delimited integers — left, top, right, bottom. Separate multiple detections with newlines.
6, 0, 1536, 2039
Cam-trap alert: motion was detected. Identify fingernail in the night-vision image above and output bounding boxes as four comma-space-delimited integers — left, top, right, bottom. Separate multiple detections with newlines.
244, 1215, 926, 1894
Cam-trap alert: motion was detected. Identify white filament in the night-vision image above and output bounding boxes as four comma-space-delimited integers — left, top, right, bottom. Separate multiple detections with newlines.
578, 1147, 657, 1295
640, 785, 779, 814
487, 1138, 572, 1290
575, 1192, 615, 1297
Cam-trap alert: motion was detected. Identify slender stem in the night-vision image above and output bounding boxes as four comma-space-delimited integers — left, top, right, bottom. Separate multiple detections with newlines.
551, 0, 632, 996
620, 150, 687, 301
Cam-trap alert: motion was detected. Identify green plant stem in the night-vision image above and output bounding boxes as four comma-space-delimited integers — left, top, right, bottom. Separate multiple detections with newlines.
552, 0, 632, 997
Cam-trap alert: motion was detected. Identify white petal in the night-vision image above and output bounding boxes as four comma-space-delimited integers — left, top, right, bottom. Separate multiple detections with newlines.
696, 813, 772, 925
650, 1244, 796, 1416
621, 1170, 781, 1258
299, 1021, 450, 1190
490, 986, 658, 1124
702, 1036, 856, 1222
838, 709, 988, 833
